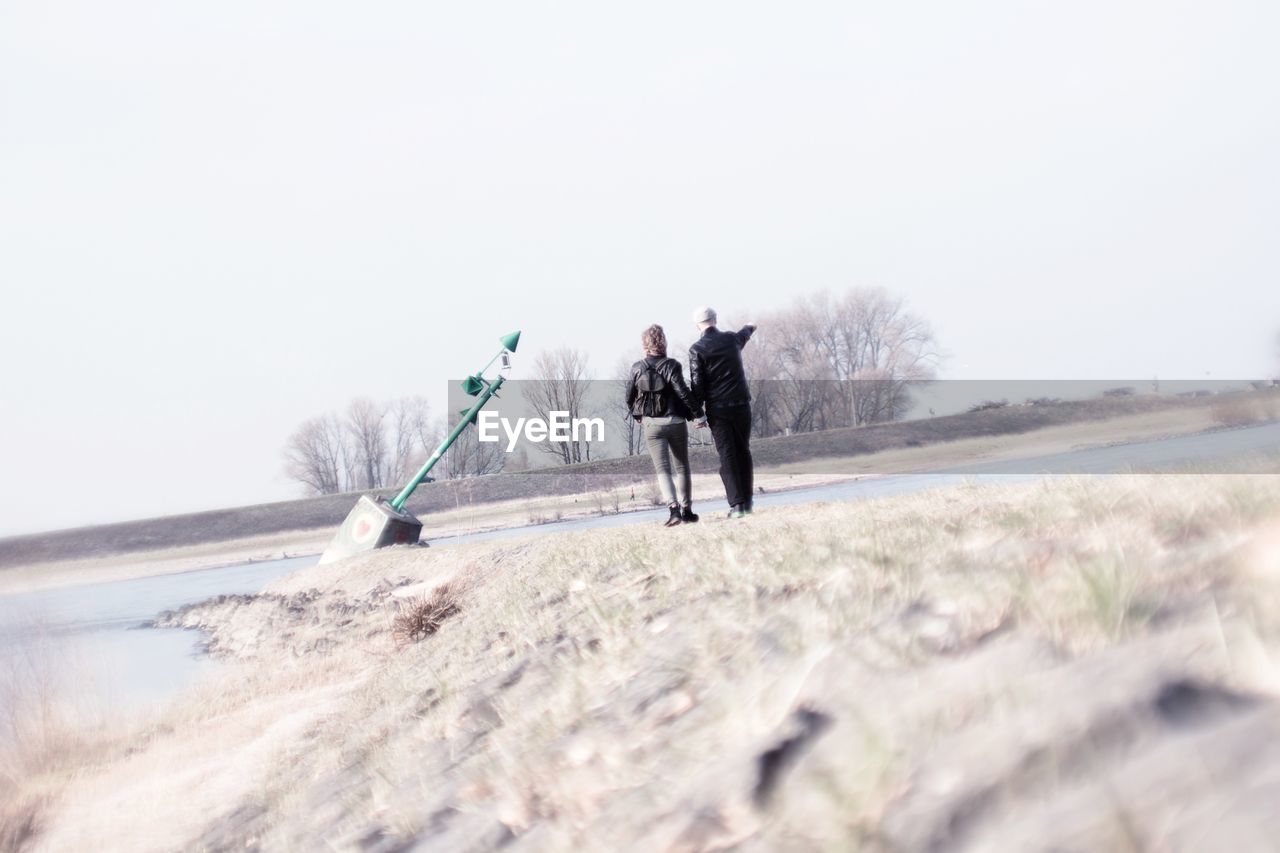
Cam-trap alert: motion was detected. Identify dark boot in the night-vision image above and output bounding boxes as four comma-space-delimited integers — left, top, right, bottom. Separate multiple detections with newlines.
664, 505, 682, 527
681, 506, 699, 523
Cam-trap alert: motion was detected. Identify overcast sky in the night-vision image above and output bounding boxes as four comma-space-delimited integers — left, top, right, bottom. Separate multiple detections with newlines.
2, 1, 1277, 535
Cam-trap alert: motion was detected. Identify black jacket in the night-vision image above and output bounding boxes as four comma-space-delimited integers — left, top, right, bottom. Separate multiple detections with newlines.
625, 356, 702, 420
689, 325, 755, 409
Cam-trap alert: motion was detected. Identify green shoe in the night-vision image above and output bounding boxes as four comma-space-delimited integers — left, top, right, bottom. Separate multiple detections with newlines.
726, 506, 747, 519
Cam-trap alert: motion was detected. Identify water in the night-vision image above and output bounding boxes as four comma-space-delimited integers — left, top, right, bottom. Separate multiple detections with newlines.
0, 555, 316, 710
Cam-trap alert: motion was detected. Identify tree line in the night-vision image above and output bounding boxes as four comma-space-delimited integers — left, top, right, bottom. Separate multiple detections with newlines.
743, 288, 938, 435
281, 286, 939, 493
607, 286, 939, 450
282, 396, 503, 496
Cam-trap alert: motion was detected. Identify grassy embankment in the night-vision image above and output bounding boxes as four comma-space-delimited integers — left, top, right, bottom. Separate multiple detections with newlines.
5, 468, 1280, 850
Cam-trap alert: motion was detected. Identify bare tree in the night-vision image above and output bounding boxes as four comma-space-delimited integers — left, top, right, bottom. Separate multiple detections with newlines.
843, 288, 938, 423
523, 347, 595, 465
611, 356, 643, 457
747, 305, 840, 434
752, 288, 938, 433
282, 394, 455, 495
504, 446, 531, 472
387, 396, 432, 483
345, 397, 389, 489
441, 413, 506, 479
283, 414, 348, 495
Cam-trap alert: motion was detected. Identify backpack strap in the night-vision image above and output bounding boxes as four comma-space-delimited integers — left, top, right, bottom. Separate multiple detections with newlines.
638, 359, 668, 416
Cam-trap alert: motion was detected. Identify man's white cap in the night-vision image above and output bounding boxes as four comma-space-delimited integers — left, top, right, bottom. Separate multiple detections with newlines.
692, 305, 717, 325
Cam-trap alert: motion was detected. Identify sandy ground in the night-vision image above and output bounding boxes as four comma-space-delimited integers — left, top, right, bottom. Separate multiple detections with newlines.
0, 406, 1230, 597
8, 472, 1280, 851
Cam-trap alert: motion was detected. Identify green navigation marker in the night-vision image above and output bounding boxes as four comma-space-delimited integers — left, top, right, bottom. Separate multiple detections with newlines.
318, 330, 521, 564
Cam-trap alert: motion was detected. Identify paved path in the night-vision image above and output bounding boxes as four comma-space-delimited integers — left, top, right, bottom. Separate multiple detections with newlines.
429, 422, 1280, 546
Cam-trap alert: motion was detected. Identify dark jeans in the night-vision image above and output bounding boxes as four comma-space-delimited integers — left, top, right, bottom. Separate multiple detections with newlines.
707, 404, 753, 508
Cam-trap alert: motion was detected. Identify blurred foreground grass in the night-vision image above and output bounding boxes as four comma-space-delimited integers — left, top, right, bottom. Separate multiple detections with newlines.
7, 471, 1280, 851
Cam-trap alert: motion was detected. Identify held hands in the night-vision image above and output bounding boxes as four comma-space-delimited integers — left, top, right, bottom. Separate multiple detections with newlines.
694, 417, 709, 429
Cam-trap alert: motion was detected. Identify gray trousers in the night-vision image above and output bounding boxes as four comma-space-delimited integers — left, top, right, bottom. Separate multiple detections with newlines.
643, 416, 691, 509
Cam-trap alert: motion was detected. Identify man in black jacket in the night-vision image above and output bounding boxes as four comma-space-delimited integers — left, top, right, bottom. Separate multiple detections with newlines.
688, 306, 757, 518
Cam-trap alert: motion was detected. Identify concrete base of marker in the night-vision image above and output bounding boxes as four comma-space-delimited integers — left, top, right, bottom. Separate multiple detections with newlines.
318, 495, 424, 565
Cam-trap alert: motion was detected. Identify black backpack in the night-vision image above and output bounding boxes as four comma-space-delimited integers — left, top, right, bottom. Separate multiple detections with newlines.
637, 360, 668, 417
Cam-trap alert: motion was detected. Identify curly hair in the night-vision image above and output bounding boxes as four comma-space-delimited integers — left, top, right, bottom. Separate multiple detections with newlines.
641, 324, 667, 357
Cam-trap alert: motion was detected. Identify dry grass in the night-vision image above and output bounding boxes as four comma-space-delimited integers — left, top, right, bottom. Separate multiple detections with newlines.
0, 628, 137, 852
11, 472, 1280, 850
390, 586, 460, 646
1211, 390, 1280, 426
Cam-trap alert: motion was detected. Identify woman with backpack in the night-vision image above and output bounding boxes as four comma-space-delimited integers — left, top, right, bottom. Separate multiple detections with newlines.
625, 324, 703, 526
